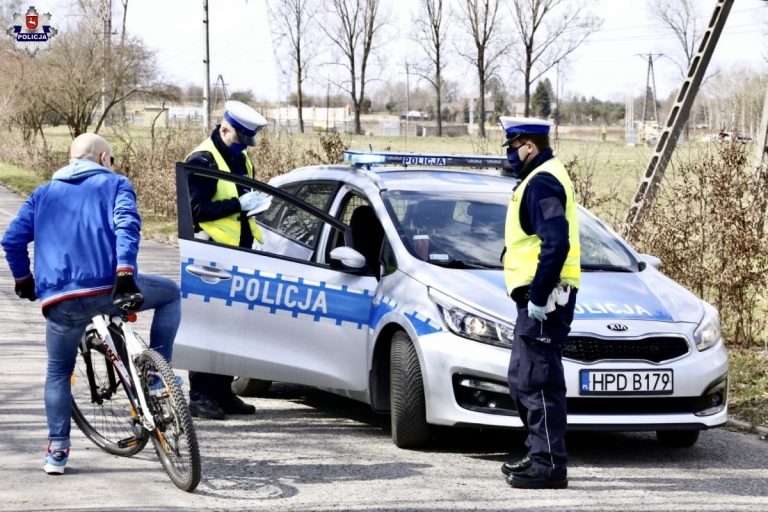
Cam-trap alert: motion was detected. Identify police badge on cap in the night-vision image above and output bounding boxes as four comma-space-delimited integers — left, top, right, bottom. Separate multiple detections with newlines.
499, 116, 551, 146
223, 100, 268, 147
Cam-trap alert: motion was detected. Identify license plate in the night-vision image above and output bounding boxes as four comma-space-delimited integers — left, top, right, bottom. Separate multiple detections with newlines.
579, 369, 673, 395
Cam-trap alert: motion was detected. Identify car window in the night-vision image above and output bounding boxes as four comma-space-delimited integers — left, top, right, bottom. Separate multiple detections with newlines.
295, 183, 337, 211
266, 183, 338, 248
383, 190, 637, 271
384, 191, 506, 268
176, 164, 350, 264
578, 213, 637, 270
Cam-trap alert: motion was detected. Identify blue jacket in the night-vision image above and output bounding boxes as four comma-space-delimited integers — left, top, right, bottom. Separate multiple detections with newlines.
2, 159, 141, 309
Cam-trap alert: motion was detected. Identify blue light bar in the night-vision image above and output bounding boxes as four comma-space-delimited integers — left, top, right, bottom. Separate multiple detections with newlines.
343, 150, 511, 170
345, 152, 387, 165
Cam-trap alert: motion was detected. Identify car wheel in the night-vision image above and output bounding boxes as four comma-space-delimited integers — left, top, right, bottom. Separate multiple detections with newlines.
656, 429, 700, 447
231, 377, 272, 397
390, 330, 431, 449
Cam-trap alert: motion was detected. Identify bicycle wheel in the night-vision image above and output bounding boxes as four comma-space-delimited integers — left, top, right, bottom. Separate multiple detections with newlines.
138, 349, 201, 492
71, 329, 149, 456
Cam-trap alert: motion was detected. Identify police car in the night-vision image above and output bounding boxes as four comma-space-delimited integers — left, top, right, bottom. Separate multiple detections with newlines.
173, 150, 728, 448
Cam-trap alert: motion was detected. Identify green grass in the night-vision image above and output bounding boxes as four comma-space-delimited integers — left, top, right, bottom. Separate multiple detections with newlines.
727, 348, 768, 428
0, 163, 45, 196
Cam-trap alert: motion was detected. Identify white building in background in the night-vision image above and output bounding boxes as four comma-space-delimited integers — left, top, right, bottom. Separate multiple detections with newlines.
265, 106, 351, 133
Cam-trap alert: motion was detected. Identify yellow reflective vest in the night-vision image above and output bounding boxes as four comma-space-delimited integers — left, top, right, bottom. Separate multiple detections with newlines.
503, 157, 581, 294
186, 138, 263, 245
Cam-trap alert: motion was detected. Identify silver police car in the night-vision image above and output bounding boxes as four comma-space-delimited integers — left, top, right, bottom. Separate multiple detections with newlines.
174, 151, 728, 448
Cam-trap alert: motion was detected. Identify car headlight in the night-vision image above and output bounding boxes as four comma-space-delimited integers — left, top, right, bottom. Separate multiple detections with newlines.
429, 288, 515, 348
693, 302, 722, 351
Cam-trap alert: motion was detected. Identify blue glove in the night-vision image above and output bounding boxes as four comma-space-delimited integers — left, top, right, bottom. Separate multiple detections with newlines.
527, 300, 547, 322
238, 191, 272, 214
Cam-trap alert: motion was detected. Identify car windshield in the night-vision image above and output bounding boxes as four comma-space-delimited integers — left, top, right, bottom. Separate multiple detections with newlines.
382, 190, 637, 271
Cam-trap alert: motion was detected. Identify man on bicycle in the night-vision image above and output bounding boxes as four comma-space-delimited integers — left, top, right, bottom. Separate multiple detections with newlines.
2, 133, 181, 475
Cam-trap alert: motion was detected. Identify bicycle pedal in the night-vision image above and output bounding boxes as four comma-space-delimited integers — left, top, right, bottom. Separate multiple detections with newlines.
117, 436, 141, 448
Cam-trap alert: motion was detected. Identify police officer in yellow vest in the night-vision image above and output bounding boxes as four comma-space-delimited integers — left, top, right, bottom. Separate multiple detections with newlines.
185, 100, 269, 420
498, 116, 580, 490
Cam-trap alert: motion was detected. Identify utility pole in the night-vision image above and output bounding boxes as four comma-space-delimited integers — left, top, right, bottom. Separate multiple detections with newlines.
326, 77, 330, 132
622, 0, 734, 241
555, 59, 561, 142
101, 0, 112, 127
405, 61, 410, 151
210, 74, 229, 113
637, 53, 662, 140
755, 85, 768, 173
202, 0, 211, 134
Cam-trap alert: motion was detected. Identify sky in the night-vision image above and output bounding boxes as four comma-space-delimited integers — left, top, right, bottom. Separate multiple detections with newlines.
8, 0, 768, 103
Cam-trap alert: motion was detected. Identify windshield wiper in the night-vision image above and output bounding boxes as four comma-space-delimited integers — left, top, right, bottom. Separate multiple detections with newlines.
430, 259, 500, 269
581, 263, 634, 273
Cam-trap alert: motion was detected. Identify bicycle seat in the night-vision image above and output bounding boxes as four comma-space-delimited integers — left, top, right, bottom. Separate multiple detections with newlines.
112, 292, 144, 311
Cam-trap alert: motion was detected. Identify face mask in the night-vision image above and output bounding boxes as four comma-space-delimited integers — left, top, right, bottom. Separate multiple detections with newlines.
506, 145, 527, 177
229, 142, 247, 155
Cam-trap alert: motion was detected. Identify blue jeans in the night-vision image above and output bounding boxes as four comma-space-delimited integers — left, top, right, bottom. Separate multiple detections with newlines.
44, 274, 181, 450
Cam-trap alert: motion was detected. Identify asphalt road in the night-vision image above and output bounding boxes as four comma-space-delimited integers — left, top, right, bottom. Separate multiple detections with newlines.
1, 184, 767, 511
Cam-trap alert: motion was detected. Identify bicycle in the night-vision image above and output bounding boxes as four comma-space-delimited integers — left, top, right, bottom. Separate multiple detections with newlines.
70, 293, 201, 492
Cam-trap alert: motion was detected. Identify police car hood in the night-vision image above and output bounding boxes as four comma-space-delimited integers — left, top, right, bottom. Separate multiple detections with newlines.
417, 266, 704, 325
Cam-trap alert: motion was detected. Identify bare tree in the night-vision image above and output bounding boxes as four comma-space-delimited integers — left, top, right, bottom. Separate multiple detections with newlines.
34, 25, 158, 137
324, 0, 386, 135
510, 0, 602, 117
457, 0, 508, 138
269, 0, 320, 133
413, 0, 448, 136
649, 0, 701, 79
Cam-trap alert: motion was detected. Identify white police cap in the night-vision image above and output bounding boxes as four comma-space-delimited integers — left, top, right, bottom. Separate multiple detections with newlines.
224, 100, 267, 146
500, 116, 551, 146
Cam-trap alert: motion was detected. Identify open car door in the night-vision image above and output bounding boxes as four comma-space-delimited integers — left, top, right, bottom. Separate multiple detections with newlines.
173, 163, 377, 392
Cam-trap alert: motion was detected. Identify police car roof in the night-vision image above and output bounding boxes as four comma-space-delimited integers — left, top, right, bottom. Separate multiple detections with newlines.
272, 150, 517, 193
274, 163, 516, 194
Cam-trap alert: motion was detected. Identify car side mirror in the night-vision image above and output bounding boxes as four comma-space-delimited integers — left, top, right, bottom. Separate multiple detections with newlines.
638, 254, 661, 271
330, 246, 367, 270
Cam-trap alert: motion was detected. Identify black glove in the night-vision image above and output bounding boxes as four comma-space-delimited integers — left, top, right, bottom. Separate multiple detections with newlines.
111, 270, 143, 309
14, 276, 36, 301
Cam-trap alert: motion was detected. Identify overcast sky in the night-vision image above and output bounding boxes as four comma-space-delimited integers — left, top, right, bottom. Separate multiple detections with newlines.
15, 0, 768, 103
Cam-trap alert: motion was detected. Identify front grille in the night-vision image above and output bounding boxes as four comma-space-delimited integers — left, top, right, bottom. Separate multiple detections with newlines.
564, 336, 689, 363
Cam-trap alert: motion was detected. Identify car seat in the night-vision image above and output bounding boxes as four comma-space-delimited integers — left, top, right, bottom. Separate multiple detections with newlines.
468, 203, 506, 238
349, 205, 385, 278
404, 200, 452, 235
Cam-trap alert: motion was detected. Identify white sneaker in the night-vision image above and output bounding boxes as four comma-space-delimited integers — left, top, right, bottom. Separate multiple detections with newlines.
43, 447, 69, 475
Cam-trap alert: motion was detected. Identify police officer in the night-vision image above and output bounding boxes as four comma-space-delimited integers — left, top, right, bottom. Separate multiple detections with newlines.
185, 100, 270, 420
499, 116, 580, 489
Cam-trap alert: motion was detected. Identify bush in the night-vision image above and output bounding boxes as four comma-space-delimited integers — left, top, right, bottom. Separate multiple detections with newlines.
636, 143, 768, 346
0, 133, 67, 181
112, 126, 200, 218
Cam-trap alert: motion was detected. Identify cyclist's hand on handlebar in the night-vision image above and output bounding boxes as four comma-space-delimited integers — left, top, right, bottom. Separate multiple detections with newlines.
14, 276, 36, 301
111, 269, 143, 310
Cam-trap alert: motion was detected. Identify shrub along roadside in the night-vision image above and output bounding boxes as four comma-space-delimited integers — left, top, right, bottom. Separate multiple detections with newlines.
636, 143, 768, 347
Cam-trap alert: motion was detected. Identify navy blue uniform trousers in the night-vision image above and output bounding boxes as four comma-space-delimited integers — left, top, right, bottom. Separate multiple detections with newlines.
507, 288, 577, 479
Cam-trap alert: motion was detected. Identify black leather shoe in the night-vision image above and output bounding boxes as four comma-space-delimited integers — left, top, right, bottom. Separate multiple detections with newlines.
507, 467, 568, 489
501, 456, 532, 476
189, 398, 226, 420
218, 394, 256, 415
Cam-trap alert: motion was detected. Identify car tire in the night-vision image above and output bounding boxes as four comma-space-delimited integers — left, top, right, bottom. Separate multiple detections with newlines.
390, 330, 431, 449
231, 377, 272, 397
656, 429, 700, 447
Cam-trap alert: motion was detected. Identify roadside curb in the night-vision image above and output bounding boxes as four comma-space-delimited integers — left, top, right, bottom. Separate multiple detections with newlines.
728, 416, 768, 440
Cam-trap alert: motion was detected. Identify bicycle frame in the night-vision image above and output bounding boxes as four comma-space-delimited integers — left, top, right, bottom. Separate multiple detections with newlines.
84, 315, 156, 431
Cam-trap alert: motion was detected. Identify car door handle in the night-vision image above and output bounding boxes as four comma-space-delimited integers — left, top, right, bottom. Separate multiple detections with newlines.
186, 265, 233, 284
